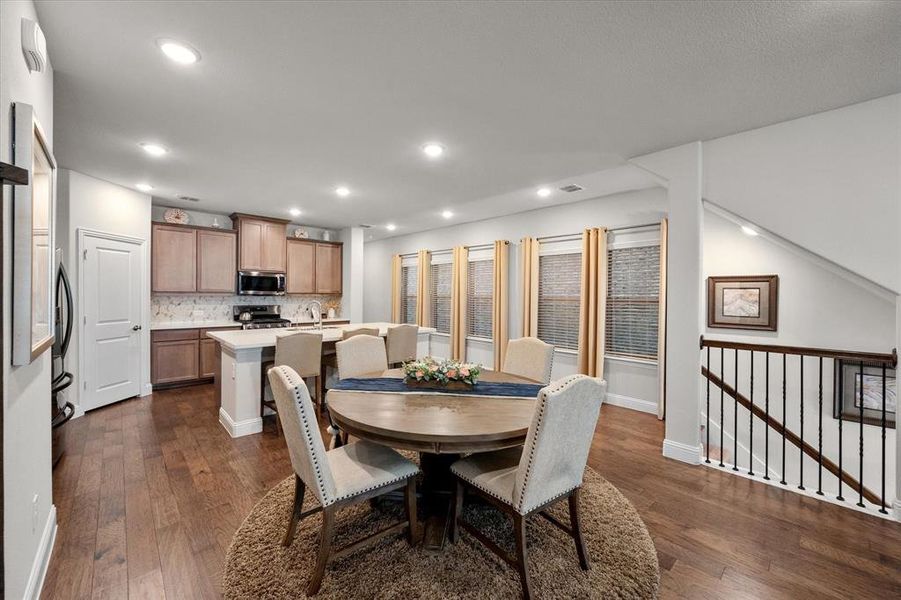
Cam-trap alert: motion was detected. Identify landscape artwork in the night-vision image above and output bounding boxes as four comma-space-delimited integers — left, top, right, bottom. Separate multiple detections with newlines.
721, 287, 761, 318
834, 362, 896, 429
854, 373, 897, 413
707, 275, 778, 331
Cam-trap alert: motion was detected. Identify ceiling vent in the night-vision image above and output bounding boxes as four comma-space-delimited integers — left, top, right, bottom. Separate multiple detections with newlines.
177, 195, 200, 202
559, 184, 583, 193
21, 18, 47, 73
358, 224, 373, 228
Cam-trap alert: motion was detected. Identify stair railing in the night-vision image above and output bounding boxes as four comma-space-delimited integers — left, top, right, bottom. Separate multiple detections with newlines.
699, 336, 897, 515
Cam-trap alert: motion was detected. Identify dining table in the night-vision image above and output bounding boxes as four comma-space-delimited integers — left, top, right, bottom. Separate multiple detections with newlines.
326, 368, 542, 551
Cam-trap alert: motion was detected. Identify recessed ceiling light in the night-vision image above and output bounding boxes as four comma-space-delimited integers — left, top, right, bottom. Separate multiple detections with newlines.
135, 183, 153, 192
422, 142, 445, 159
537, 187, 552, 198
335, 186, 350, 197
385, 223, 397, 231
441, 210, 454, 219
289, 208, 302, 217
140, 142, 168, 157
741, 225, 759, 236
156, 39, 201, 65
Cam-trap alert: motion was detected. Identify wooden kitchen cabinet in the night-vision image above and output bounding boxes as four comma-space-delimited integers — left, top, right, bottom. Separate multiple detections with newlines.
152, 224, 197, 292
231, 213, 289, 272
197, 229, 237, 292
199, 338, 218, 378
315, 242, 343, 294
152, 326, 241, 388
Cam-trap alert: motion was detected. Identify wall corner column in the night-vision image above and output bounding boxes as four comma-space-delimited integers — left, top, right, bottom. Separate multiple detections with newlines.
340, 227, 365, 323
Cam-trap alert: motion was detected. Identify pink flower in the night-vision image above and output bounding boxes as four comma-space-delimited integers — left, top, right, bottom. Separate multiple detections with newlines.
460, 368, 470, 377
415, 370, 424, 378
447, 369, 457, 378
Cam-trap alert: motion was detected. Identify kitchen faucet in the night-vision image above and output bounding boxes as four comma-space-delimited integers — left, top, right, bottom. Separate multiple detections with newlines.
309, 300, 323, 330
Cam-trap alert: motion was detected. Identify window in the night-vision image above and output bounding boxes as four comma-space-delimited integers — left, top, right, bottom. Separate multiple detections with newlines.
430, 262, 452, 334
467, 259, 493, 338
537, 253, 581, 350
400, 264, 418, 324
605, 245, 660, 360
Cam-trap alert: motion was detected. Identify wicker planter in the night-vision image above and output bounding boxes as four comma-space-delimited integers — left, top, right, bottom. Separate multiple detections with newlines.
404, 378, 474, 391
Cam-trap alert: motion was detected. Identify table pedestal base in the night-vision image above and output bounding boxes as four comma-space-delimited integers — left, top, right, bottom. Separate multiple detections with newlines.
419, 452, 460, 552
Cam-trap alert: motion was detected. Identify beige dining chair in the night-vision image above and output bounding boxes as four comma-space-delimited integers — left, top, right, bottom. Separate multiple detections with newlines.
503, 337, 555, 383
261, 331, 323, 435
321, 327, 381, 375
268, 366, 420, 596
449, 374, 606, 600
386, 324, 418, 367
335, 335, 388, 380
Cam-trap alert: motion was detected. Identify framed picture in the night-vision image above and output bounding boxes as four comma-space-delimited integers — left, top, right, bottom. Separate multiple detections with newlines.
12, 102, 56, 365
833, 361, 896, 429
707, 275, 778, 331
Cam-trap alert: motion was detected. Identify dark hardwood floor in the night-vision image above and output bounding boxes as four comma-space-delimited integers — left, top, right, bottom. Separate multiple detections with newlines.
41, 384, 901, 599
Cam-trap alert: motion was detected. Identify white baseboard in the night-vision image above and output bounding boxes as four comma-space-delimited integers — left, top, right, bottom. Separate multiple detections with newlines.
700, 411, 781, 480
662, 438, 702, 465
142, 382, 153, 397
218, 407, 262, 438
24, 504, 57, 600
605, 392, 657, 415
72, 404, 85, 420
894, 499, 901, 522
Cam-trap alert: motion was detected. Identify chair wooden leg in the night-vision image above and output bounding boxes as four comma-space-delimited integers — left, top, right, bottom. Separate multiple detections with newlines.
513, 514, 533, 600
307, 506, 335, 596
450, 479, 464, 544
569, 488, 590, 570
404, 477, 419, 544
282, 475, 306, 546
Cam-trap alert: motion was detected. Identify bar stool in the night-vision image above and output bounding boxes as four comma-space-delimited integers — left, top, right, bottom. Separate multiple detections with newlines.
386, 324, 418, 368
262, 331, 323, 434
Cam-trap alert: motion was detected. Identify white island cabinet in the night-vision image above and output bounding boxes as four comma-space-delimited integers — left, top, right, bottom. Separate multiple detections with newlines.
207, 323, 433, 437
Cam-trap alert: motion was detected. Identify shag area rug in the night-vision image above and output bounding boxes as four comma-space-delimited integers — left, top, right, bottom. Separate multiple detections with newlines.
223, 463, 658, 599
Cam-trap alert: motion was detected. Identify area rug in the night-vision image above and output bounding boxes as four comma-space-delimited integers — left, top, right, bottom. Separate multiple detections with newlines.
223, 466, 659, 599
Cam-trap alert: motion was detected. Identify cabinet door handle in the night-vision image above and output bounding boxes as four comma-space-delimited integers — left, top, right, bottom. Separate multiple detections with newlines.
132, 325, 143, 331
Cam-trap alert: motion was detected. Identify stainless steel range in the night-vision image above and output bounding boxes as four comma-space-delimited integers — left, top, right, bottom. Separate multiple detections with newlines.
233, 304, 292, 330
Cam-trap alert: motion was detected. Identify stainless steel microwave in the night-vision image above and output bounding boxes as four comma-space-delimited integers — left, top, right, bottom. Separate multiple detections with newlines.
237, 271, 286, 296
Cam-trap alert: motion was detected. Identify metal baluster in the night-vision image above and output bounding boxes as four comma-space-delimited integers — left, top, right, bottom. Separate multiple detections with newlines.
880, 365, 888, 514
764, 352, 770, 481
837, 363, 844, 501
780, 353, 787, 486
799, 356, 805, 490
748, 350, 755, 476
817, 357, 823, 495
857, 361, 865, 508
733, 349, 739, 472
705, 346, 711, 464
719, 348, 725, 468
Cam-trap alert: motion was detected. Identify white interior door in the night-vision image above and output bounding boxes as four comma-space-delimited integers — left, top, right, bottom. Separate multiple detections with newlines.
81, 232, 143, 411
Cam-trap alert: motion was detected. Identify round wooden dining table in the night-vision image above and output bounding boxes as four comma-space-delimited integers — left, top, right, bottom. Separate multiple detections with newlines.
326, 368, 540, 550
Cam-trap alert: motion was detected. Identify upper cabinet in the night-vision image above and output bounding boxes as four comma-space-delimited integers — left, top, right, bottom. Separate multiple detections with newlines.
151, 223, 236, 294
286, 240, 342, 295
231, 213, 288, 272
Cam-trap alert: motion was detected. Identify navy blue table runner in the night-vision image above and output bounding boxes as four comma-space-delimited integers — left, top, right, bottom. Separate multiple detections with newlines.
331, 377, 542, 398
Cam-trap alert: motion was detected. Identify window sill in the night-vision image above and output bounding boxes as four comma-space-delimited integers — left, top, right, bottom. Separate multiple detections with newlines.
606, 354, 658, 367
466, 336, 493, 344
430, 332, 450, 338
554, 347, 579, 356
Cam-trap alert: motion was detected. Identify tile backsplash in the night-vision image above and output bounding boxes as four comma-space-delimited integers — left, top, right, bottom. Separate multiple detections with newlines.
151, 294, 341, 324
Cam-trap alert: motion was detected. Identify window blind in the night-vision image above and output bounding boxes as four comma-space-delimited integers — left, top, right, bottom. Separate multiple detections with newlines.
467, 259, 493, 338
605, 245, 660, 360
430, 262, 452, 334
537, 253, 581, 350
401, 265, 418, 325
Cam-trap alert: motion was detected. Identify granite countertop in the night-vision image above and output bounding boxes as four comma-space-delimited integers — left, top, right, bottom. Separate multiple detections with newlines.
150, 317, 350, 331
207, 322, 435, 351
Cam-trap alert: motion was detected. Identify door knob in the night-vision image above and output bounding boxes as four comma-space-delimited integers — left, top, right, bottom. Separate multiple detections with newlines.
132, 324, 142, 331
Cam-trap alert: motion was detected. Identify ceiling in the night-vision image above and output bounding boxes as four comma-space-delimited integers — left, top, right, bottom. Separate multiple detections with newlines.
35, 1, 901, 238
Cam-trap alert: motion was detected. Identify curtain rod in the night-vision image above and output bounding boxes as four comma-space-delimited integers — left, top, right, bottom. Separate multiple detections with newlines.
537, 221, 660, 242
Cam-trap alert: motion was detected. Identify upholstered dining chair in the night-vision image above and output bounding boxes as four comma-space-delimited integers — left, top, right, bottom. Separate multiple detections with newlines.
503, 337, 555, 384
321, 327, 382, 380
335, 334, 388, 380
386, 324, 418, 367
449, 374, 606, 599
261, 331, 323, 435
268, 365, 420, 596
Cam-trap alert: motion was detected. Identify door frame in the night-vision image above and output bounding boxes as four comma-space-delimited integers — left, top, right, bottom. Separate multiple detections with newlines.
76, 228, 149, 412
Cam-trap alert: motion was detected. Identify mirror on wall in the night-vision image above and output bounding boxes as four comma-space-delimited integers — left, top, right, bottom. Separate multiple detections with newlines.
12, 102, 56, 365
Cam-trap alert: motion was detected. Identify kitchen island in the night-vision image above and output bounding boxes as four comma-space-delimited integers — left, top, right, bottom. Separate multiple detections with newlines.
207, 323, 434, 437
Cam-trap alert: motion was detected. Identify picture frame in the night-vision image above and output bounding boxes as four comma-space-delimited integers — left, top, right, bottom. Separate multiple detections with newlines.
707, 275, 778, 331
833, 360, 896, 429
11, 102, 56, 365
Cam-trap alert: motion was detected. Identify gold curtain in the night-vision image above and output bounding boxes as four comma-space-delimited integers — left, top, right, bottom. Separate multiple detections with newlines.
520, 237, 539, 337
492, 240, 510, 371
415, 249, 431, 326
657, 218, 668, 420
450, 245, 469, 361
577, 227, 608, 378
390, 255, 402, 323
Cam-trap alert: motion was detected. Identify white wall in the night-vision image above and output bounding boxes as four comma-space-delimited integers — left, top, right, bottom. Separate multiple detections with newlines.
704, 94, 901, 293
364, 186, 667, 410
703, 209, 896, 501
1, 1, 56, 596
57, 170, 153, 409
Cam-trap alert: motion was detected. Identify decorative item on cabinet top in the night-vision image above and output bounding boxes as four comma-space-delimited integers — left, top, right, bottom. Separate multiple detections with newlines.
163, 207, 190, 224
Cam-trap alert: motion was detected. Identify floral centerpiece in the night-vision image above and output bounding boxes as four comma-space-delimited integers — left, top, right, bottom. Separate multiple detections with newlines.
402, 357, 482, 390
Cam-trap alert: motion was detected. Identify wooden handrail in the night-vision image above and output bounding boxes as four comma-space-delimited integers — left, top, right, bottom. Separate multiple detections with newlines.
700, 336, 897, 367
701, 366, 880, 505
